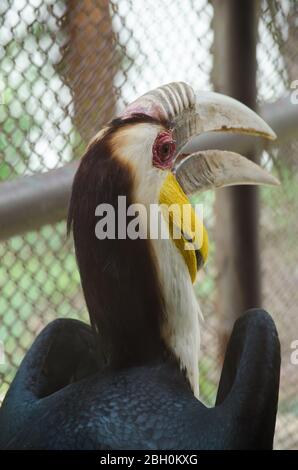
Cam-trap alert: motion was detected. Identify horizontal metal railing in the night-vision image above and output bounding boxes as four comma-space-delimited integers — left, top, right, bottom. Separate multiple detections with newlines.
0, 95, 297, 241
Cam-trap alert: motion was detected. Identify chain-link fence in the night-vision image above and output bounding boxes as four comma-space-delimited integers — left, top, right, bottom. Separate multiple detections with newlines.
0, 0, 297, 450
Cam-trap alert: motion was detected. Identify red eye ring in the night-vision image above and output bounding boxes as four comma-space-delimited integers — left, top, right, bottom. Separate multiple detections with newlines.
153, 131, 176, 169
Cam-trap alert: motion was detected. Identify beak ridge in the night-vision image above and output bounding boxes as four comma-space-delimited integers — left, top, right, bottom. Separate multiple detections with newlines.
120, 82, 277, 147
194, 91, 277, 140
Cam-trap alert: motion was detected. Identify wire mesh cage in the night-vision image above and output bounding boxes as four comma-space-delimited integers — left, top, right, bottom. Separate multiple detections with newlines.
0, 0, 297, 449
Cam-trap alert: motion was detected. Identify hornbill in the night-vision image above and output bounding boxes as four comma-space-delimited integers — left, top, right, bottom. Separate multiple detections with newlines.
68, 82, 278, 397
0, 83, 281, 450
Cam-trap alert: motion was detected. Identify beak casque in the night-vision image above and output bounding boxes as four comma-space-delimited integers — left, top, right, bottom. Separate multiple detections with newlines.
121, 82, 279, 196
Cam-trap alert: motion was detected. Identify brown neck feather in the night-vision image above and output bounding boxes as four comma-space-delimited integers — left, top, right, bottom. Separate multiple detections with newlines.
68, 127, 171, 369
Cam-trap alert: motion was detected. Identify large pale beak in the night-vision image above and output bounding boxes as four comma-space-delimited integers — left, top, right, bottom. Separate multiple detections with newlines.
121, 82, 278, 195
177, 90, 276, 145
174, 150, 280, 195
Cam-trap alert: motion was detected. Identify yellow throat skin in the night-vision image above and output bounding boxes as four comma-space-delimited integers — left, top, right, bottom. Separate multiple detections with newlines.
159, 173, 209, 283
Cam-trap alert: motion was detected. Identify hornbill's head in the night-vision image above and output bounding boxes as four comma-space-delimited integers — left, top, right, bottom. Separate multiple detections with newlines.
114, 81, 278, 189
68, 82, 278, 376
106, 81, 278, 184
108, 82, 279, 273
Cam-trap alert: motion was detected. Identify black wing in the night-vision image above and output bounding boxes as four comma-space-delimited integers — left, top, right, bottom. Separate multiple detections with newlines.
0, 309, 280, 450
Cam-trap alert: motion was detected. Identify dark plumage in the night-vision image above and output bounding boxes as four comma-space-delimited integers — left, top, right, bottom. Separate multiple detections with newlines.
67, 119, 171, 369
0, 309, 280, 450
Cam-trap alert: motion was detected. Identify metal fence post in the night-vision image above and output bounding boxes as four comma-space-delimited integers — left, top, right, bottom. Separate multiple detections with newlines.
212, 0, 261, 350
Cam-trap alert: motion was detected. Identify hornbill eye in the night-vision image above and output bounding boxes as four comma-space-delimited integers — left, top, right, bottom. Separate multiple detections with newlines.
152, 131, 176, 169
